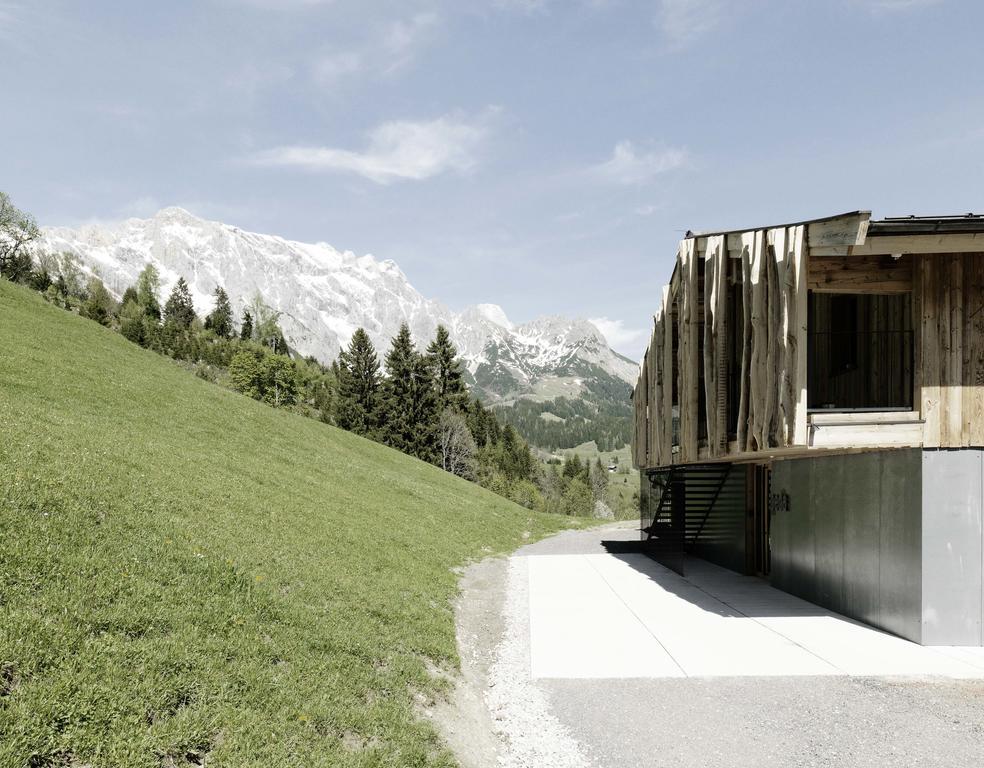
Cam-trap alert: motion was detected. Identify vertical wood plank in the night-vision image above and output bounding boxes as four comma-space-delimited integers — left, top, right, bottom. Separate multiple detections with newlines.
748, 231, 769, 451
968, 253, 984, 446
703, 234, 727, 457
647, 315, 659, 466
921, 256, 941, 447
679, 240, 699, 462
912, 254, 922, 415
661, 285, 674, 463
947, 254, 963, 446
737, 232, 754, 452
791, 225, 809, 446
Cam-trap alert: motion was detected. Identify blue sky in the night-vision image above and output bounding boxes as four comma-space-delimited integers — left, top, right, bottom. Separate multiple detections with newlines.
2, 0, 983, 359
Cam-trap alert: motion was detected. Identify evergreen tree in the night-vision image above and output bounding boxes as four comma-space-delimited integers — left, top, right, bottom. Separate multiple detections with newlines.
240, 310, 253, 341
334, 328, 382, 436
204, 286, 233, 338
80, 277, 115, 326
119, 297, 146, 345
380, 324, 439, 460
136, 264, 161, 320
163, 277, 196, 329
426, 325, 469, 412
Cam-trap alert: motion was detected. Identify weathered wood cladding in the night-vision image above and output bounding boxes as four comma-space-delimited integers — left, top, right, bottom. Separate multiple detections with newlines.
632, 218, 820, 469
631, 212, 984, 468
919, 252, 984, 448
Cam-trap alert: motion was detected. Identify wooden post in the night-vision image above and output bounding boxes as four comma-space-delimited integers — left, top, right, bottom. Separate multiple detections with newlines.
737, 233, 754, 452
679, 240, 699, 462
790, 225, 809, 447
703, 234, 728, 456
661, 284, 674, 463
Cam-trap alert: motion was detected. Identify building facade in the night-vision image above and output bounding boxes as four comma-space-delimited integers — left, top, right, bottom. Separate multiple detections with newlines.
631, 212, 984, 645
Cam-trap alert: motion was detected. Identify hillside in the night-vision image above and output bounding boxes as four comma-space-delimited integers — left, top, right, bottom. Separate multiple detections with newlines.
0, 280, 573, 767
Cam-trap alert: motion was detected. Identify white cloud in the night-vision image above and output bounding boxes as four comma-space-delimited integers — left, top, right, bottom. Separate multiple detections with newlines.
590, 141, 687, 185
382, 12, 439, 72
589, 317, 647, 354
311, 12, 439, 85
654, 0, 724, 50
312, 50, 363, 85
250, 110, 496, 183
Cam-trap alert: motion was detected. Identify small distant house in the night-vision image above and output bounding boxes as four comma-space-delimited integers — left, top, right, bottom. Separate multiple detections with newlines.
631, 211, 984, 646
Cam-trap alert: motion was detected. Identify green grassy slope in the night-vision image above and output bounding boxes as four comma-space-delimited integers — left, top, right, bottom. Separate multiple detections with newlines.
0, 281, 571, 768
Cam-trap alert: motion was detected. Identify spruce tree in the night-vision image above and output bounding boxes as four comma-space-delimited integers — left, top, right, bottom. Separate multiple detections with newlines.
205, 286, 233, 338
240, 310, 253, 341
380, 323, 438, 461
136, 264, 161, 320
163, 277, 196, 329
334, 328, 382, 436
426, 325, 469, 412
80, 277, 115, 326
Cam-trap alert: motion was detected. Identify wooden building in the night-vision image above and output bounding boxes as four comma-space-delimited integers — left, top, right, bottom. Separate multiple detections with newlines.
631, 212, 984, 646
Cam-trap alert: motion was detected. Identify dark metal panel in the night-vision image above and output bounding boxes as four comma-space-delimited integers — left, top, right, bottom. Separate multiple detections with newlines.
878, 449, 923, 643
770, 457, 816, 602
842, 452, 881, 627
771, 449, 924, 642
922, 450, 984, 645
812, 455, 845, 614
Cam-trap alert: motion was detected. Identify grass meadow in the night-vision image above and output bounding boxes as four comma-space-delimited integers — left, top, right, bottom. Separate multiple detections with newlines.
0, 280, 573, 767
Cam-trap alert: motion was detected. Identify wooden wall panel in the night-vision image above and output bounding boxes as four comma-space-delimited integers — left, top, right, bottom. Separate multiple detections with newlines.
965, 255, 984, 446
918, 252, 984, 448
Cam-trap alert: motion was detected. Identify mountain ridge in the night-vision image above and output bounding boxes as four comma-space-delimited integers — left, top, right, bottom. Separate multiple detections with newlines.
41, 206, 637, 407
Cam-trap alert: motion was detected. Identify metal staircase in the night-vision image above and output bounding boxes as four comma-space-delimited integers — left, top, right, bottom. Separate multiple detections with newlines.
643, 463, 733, 574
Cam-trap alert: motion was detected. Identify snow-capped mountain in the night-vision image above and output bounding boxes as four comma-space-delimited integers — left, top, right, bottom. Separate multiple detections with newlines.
41, 207, 637, 403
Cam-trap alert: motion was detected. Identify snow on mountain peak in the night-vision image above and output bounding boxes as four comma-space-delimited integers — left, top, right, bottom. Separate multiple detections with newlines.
474, 303, 512, 330
40, 207, 637, 399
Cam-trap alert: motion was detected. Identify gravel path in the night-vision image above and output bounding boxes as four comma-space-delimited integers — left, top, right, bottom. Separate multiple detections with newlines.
433, 523, 984, 768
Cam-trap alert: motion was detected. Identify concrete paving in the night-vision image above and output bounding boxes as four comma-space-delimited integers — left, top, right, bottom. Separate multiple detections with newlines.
519, 524, 984, 680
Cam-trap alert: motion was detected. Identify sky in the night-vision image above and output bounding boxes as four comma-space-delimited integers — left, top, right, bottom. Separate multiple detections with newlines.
2, 0, 984, 360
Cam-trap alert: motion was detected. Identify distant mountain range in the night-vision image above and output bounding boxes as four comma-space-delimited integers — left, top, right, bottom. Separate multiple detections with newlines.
42, 207, 636, 429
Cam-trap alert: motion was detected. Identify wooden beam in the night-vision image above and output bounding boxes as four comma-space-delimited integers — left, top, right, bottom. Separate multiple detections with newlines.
806, 212, 871, 248
921, 256, 941, 447
808, 253, 913, 293
850, 235, 984, 256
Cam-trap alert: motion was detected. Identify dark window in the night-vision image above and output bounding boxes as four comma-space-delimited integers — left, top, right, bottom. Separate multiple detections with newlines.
829, 294, 859, 375
808, 292, 913, 411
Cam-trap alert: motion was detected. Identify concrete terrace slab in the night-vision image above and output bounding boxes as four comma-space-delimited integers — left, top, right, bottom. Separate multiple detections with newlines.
524, 550, 984, 680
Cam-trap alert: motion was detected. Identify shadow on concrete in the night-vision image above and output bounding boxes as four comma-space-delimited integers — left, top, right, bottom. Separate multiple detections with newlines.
600, 540, 832, 620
